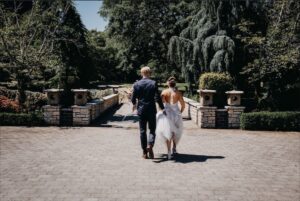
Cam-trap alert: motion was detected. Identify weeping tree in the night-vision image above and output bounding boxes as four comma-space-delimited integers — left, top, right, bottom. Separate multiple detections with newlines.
168, 0, 267, 91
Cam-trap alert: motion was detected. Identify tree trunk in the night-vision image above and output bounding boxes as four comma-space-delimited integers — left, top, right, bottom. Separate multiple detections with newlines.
16, 75, 26, 112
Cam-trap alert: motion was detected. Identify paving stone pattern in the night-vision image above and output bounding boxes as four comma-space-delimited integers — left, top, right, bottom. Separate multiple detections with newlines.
0, 104, 300, 201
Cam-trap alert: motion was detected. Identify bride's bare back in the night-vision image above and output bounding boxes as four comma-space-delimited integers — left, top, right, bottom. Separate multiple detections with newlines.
161, 88, 185, 113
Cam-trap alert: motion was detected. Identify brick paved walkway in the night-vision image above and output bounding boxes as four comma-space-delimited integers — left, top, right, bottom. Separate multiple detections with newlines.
0, 104, 300, 201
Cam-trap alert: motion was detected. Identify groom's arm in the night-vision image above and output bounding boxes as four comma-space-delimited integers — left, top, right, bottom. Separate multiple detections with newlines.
154, 82, 164, 110
131, 83, 138, 111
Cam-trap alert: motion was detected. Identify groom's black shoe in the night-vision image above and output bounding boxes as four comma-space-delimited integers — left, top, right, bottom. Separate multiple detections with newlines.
142, 150, 148, 159
147, 146, 154, 159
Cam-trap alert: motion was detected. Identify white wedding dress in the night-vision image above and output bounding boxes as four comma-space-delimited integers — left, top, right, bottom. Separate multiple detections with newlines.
156, 102, 183, 144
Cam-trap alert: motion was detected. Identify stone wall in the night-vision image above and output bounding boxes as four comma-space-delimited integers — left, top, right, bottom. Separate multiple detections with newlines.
183, 97, 200, 123
43, 105, 60, 125
43, 93, 119, 126
102, 94, 119, 112
72, 94, 119, 126
87, 100, 102, 121
225, 106, 245, 128
183, 97, 244, 128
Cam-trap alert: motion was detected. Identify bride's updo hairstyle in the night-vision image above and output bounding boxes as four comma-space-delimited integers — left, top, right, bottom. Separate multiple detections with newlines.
167, 76, 176, 88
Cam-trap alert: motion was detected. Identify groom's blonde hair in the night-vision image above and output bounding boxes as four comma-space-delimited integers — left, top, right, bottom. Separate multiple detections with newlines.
141, 66, 151, 77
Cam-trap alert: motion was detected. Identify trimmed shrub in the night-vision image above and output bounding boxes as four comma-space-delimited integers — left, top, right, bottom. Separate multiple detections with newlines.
199, 72, 233, 107
240, 111, 300, 131
0, 112, 45, 126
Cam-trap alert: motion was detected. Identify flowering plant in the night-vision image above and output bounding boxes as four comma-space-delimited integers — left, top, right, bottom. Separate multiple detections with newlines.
0, 95, 20, 113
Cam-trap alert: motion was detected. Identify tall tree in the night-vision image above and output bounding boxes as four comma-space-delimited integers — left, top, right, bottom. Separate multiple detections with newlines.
86, 30, 120, 83
0, 0, 91, 108
100, 0, 200, 82
0, 0, 67, 109
242, 0, 300, 110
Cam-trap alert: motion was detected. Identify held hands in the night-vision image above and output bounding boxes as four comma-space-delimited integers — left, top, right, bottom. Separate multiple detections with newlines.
132, 105, 137, 113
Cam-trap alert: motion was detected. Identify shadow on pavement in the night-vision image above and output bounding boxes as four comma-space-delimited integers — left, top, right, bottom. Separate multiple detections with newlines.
91, 103, 139, 127
153, 153, 225, 163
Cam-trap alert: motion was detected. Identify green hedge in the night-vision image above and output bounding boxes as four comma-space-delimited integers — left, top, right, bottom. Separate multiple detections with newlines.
199, 72, 233, 107
240, 111, 300, 131
0, 112, 45, 126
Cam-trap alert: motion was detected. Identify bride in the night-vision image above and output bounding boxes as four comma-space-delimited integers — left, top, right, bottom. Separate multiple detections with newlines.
156, 77, 185, 160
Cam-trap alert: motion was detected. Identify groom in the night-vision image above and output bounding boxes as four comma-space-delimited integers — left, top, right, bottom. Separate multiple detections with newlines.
131, 66, 164, 159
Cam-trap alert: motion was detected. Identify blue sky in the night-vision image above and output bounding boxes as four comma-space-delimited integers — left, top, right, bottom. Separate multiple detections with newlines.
75, 0, 108, 31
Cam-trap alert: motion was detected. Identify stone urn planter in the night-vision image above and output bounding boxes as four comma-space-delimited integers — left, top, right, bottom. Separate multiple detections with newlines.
72, 89, 88, 106
225, 90, 244, 106
197, 89, 216, 106
44, 89, 63, 105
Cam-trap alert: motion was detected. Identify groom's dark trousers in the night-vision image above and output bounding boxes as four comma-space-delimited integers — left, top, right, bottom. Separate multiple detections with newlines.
131, 78, 164, 152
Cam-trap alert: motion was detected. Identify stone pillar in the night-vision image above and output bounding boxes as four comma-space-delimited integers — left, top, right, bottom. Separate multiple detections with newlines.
199, 106, 217, 128
225, 106, 245, 128
72, 105, 91, 126
42, 105, 61, 125
225, 90, 245, 128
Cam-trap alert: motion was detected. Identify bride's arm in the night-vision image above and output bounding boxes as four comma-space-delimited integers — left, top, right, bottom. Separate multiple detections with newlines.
161, 90, 166, 103
178, 91, 185, 113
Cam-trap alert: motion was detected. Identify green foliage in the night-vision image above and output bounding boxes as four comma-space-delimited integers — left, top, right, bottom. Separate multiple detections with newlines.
86, 30, 120, 83
0, 0, 96, 108
241, 0, 300, 111
168, 0, 265, 87
100, 0, 200, 82
0, 0, 63, 108
199, 72, 233, 89
240, 112, 300, 131
199, 72, 233, 107
0, 112, 45, 126
0, 68, 11, 82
